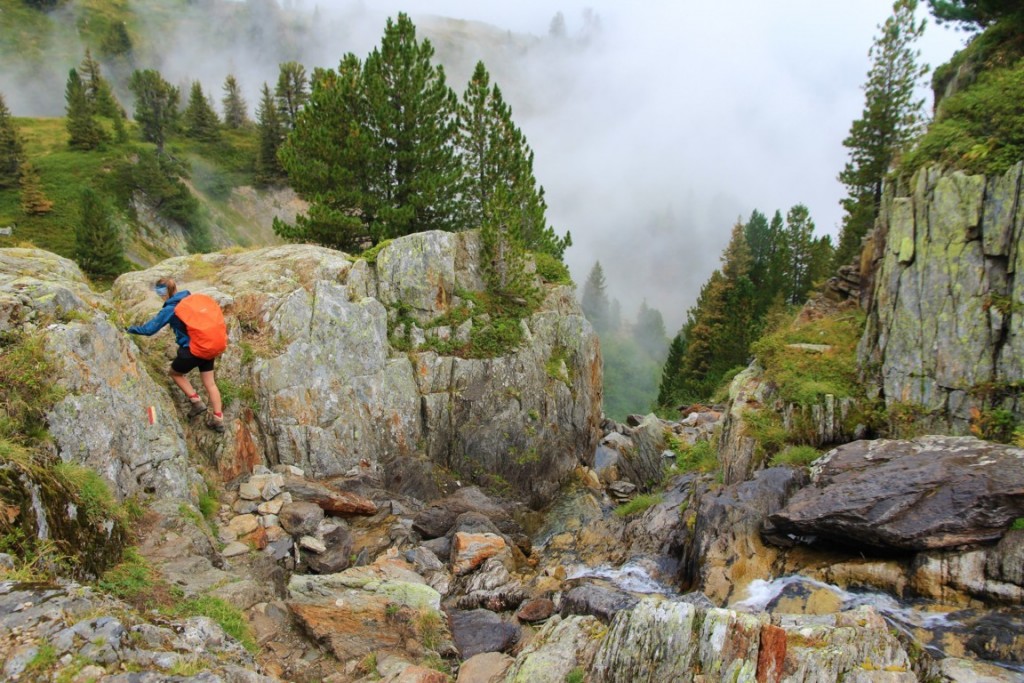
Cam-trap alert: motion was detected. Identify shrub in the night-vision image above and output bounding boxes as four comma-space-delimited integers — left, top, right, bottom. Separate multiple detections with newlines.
673, 438, 718, 473
533, 251, 571, 284
613, 493, 663, 517
0, 330, 67, 442
771, 445, 821, 468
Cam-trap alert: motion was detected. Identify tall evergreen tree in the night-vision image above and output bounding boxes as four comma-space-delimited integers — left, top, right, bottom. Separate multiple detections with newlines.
19, 162, 53, 215
834, 0, 928, 269
255, 83, 286, 186
65, 69, 105, 150
75, 187, 123, 278
457, 61, 570, 259
222, 74, 249, 129
480, 185, 537, 302
79, 49, 120, 118
581, 261, 611, 333
783, 204, 816, 305
657, 332, 687, 407
275, 56, 368, 248
275, 61, 309, 130
0, 92, 23, 189
926, 0, 1024, 28
360, 12, 464, 240
129, 69, 179, 153
183, 81, 221, 142
634, 300, 669, 361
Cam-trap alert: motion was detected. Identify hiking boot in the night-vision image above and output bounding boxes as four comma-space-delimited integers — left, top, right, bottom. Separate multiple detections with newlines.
206, 414, 225, 433
188, 399, 207, 417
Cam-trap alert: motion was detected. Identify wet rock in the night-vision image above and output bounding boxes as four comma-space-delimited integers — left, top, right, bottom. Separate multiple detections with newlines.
988, 530, 1024, 587
505, 614, 605, 683
606, 480, 636, 502
448, 608, 521, 658
560, 584, 638, 623
597, 415, 667, 491
453, 557, 525, 612
422, 536, 451, 562
278, 501, 325, 537
306, 525, 354, 574
516, 598, 554, 623
933, 656, 1024, 682
456, 651, 514, 683
769, 436, 1024, 552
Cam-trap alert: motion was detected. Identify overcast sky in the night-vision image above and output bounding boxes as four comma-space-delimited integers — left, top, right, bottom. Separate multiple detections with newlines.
2, 0, 969, 331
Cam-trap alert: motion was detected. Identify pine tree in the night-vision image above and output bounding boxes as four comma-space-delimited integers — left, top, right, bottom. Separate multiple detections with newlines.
657, 332, 686, 407
222, 75, 249, 129
361, 12, 464, 240
0, 92, 23, 189
783, 204, 816, 305
581, 261, 611, 333
129, 69, 179, 153
75, 187, 123, 278
101, 22, 132, 57
457, 61, 570, 259
480, 185, 537, 303
255, 83, 286, 186
65, 69, 105, 150
834, 0, 928, 269
183, 81, 221, 142
634, 300, 669, 361
19, 162, 53, 215
926, 0, 1024, 28
79, 49, 120, 118
275, 61, 309, 130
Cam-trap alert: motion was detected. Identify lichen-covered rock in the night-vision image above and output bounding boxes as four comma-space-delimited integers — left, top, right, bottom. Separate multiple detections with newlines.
0, 248, 196, 502
112, 233, 601, 508
860, 163, 1024, 429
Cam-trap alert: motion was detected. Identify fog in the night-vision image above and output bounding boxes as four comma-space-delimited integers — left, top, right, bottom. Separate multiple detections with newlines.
0, 0, 967, 331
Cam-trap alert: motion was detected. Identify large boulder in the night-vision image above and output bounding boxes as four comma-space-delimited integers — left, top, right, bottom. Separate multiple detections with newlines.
768, 436, 1024, 552
112, 233, 602, 508
0, 249, 196, 502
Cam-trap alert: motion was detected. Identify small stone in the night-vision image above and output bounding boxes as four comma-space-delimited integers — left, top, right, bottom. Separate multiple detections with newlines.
227, 514, 260, 536
217, 528, 238, 544
261, 514, 280, 528
238, 482, 261, 500
222, 542, 249, 557
516, 598, 554, 623
232, 499, 258, 515
257, 498, 285, 515
299, 536, 327, 553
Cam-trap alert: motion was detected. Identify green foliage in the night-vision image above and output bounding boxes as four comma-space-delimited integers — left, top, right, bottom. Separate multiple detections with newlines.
221, 75, 249, 129
1011, 517, 1024, 531
565, 668, 586, 683
671, 437, 719, 473
480, 186, 538, 303
98, 546, 157, 604
25, 643, 58, 673
614, 493, 663, 517
750, 310, 865, 405
835, 0, 928, 269
276, 61, 309, 131
533, 251, 571, 284
217, 378, 257, 411
969, 406, 1018, 442
0, 330, 66, 442
927, 0, 1024, 28
75, 186, 125, 278
53, 461, 123, 522
771, 445, 822, 467
129, 69, 180, 152
602, 332, 660, 421
581, 261, 610, 332
177, 596, 257, 653
904, 57, 1024, 175
255, 82, 286, 187
743, 409, 791, 462
183, 81, 221, 143
65, 68, 106, 151
0, 92, 23, 188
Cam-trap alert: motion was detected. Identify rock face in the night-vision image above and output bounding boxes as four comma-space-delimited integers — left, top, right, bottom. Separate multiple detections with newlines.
859, 163, 1024, 430
0, 249, 196, 502
768, 436, 1024, 552
111, 232, 602, 508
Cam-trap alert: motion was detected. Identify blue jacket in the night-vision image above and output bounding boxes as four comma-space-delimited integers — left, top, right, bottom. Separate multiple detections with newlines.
128, 290, 192, 349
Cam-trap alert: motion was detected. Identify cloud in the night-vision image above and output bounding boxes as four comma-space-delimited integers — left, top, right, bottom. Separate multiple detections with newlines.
0, 0, 966, 331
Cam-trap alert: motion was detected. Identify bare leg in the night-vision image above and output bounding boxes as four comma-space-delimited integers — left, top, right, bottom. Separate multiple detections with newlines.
170, 370, 197, 398
199, 370, 222, 415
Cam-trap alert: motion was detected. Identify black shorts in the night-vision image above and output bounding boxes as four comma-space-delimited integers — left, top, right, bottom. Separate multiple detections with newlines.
171, 346, 215, 374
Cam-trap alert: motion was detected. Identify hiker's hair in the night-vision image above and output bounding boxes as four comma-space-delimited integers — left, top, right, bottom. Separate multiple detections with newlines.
155, 277, 177, 296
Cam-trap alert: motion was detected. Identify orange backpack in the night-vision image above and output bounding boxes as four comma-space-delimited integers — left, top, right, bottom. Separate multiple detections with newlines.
174, 293, 228, 360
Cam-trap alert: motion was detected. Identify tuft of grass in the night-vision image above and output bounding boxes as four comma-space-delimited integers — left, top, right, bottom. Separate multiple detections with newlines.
98, 547, 157, 607
53, 461, 124, 523
751, 310, 865, 406
25, 642, 58, 674
565, 667, 586, 683
176, 595, 257, 653
671, 437, 718, 473
613, 493, 663, 518
1011, 518, 1024, 531
770, 445, 821, 468
0, 330, 67, 443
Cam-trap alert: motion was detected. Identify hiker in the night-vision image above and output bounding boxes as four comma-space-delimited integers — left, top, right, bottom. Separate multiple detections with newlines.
127, 277, 226, 433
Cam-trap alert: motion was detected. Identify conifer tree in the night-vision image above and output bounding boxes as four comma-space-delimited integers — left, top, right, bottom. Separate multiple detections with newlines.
657, 332, 686, 407
634, 300, 669, 361
19, 162, 53, 215
275, 61, 309, 130
0, 93, 23, 189
65, 69, 105, 150
926, 0, 1024, 28
101, 22, 133, 57
183, 81, 221, 142
361, 13, 464, 239
783, 204, 816, 305
458, 61, 570, 259
581, 261, 611, 333
480, 185, 537, 303
75, 187, 123, 278
255, 83, 285, 186
276, 55, 370, 249
80, 49, 121, 118
129, 69, 179, 153
834, 0, 927, 269
222, 75, 249, 129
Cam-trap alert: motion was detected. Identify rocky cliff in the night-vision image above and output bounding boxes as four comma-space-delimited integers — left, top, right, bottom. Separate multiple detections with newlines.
859, 162, 1024, 431
111, 230, 601, 508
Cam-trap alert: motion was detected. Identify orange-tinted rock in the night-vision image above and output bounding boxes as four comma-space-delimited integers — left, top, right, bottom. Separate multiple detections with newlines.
756, 623, 786, 683
451, 532, 507, 576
